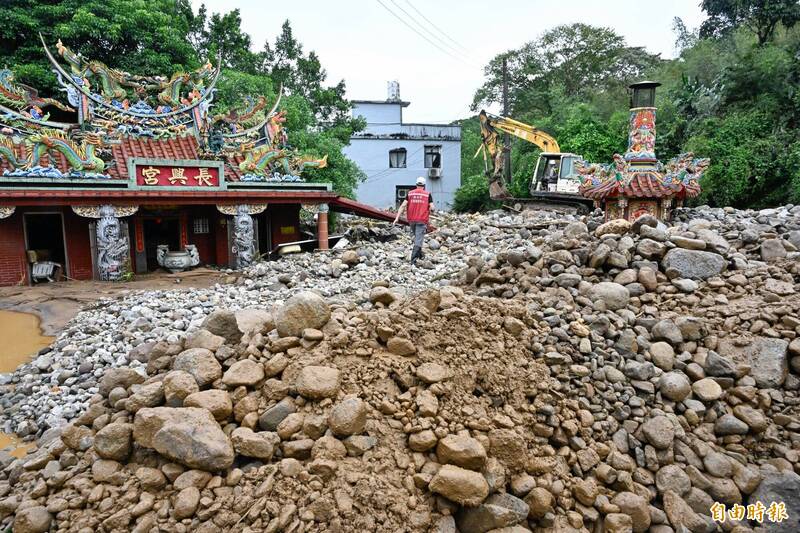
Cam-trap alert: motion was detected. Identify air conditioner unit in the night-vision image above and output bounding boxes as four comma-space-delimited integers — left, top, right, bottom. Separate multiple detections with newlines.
428, 167, 442, 179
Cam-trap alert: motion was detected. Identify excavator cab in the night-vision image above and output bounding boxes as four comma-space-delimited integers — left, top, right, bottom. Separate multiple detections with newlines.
531, 153, 581, 195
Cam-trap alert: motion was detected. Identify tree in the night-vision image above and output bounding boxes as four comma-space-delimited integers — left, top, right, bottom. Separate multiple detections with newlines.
700, 0, 800, 44
472, 23, 660, 116
0, 0, 200, 96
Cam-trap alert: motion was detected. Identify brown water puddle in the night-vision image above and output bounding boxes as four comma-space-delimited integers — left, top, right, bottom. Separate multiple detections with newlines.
0, 310, 54, 372
0, 309, 54, 458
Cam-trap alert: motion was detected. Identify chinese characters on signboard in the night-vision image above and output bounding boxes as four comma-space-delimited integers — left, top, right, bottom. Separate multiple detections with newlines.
135, 165, 220, 188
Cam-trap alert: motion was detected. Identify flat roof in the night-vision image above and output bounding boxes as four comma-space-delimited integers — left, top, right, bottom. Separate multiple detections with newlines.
351, 99, 410, 107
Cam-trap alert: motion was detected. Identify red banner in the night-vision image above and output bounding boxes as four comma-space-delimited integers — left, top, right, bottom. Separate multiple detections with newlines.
135, 165, 220, 187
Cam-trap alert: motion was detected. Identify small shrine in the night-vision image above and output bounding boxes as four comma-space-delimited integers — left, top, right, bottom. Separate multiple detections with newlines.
576, 81, 710, 221
0, 37, 392, 286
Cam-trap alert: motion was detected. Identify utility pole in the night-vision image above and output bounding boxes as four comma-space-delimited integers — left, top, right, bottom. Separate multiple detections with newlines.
501, 57, 512, 186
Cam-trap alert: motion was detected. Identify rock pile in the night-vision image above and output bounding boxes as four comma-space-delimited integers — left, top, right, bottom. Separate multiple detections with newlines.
1, 204, 800, 532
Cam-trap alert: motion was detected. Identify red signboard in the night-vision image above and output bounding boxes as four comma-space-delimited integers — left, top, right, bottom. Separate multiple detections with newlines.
135, 164, 221, 188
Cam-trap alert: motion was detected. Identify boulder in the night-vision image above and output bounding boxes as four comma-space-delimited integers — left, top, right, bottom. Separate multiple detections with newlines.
12, 506, 52, 533
610, 491, 650, 533
718, 337, 788, 388
328, 397, 367, 437
596, 219, 631, 237
416, 362, 449, 384
234, 308, 274, 335
99, 367, 145, 396
370, 286, 397, 305
172, 348, 222, 387
133, 407, 234, 471
295, 366, 341, 400
659, 372, 691, 402
642, 416, 674, 450
231, 427, 280, 460
428, 464, 489, 507
387, 337, 416, 356
748, 470, 800, 532
436, 434, 487, 470
761, 239, 787, 262
590, 282, 630, 311
94, 423, 132, 461
692, 378, 723, 401
662, 248, 726, 280
163, 370, 199, 407
714, 414, 749, 436
184, 329, 224, 352
259, 398, 296, 431
222, 359, 265, 387
656, 464, 691, 495
455, 493, 529, 533
183, 390, 232, 421
173, 487, 200, 519
202, 309, 243, 344
274, 292, 331, 337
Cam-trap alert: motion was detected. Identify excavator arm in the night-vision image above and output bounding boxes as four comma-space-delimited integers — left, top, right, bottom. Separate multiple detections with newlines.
476, 110, 561, 199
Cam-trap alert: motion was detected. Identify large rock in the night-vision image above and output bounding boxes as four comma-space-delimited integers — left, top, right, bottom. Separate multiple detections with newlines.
259, 398, 296, 431
596, 219, 631, 237
428, 464, 490, 507
328, 397, 367, 437
94, 423, 132, 461
183, 390, 232, 421
172, 348, 222, 387
295, 366, 341, 400
761, 239, 788, 262
12, 506, 52, 533
274, 292, 331, 337
231, 427, 280, 460
610, 491, 651, 532
173, 486, 201, 520
692, 378, 723, 401
184, 329, 224, 352
202, 309, 243, 344
662, 248, 726, 280
663, 491, 715, 533
235, 308, 274, 335
748, 470, 800, 532
642, 416, 674, 450
99, 367, 145, 396
455, 493, 529, 533
659, 372, 691, 402
222, 359, 265, 387
163, 370, 199, 407
133, 407, 234, 471
718, 337, 788, 388
436, 434, 487, 470
590, 282, 630, 311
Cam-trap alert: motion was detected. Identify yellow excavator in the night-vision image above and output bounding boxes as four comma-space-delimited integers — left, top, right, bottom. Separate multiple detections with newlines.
476, 110, 594, 213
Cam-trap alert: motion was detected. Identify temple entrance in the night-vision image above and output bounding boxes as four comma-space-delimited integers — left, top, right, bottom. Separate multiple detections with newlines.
23, 213, 68, 282
142, 217, 180, 271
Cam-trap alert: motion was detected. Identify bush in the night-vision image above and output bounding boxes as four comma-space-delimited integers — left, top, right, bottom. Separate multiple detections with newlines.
453, 174, 500, 213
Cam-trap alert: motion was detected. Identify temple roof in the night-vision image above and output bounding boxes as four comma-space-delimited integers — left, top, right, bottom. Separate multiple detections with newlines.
579, 169, 702, 200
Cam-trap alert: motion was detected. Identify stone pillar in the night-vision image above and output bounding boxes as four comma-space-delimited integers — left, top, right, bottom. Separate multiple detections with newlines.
317, 203, 329, 250
232, 205, 255, 269
96, 205, 129, 281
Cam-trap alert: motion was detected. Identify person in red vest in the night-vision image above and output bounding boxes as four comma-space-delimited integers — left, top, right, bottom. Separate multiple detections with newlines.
393, 176, 434, 264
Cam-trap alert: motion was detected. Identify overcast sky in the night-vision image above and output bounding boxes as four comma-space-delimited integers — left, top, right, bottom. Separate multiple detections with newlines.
191, 1, 707, 123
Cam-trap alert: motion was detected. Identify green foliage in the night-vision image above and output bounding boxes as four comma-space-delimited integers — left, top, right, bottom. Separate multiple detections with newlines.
0, 1, 363, 197
453, 174, 499, 213
700, 0, 800, 44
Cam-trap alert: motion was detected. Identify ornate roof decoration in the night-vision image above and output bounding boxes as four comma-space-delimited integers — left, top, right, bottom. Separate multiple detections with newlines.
0, 39, 328, 184
578, 106, 709, 202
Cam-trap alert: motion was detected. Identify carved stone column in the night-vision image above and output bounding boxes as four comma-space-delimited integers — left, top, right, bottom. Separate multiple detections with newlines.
96, 205, 129, 281
317, 203, 329, 251
232, 205, 256, 269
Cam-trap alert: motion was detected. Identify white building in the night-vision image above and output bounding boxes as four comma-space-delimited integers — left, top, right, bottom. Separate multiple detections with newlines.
343, 82, 461, 211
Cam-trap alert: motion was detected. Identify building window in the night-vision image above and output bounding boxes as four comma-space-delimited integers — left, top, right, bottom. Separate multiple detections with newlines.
396, 185, 415, 208
389, 148, 407, 168
424, 145, 442, 168
193, 218, 209, 234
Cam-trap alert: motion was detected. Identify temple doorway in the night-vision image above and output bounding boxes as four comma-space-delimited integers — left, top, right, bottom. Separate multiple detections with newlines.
23, 213, 68, 282
142, 217, 180, 271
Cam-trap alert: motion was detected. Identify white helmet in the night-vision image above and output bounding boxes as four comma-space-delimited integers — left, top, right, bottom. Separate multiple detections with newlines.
416, 176, 426, 186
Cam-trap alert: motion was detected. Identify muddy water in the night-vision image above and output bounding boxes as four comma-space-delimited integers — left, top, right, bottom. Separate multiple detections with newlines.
0, 310, 54, 372
0, 310, 54, 457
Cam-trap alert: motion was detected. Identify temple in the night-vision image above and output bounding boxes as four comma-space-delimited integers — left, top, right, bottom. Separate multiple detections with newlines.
0, 38, 392, 286
576, 81, 710, 221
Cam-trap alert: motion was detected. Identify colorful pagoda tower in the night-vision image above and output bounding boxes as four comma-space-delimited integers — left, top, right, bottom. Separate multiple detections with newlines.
576, 81, 710, 221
